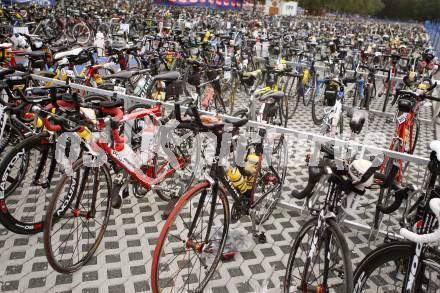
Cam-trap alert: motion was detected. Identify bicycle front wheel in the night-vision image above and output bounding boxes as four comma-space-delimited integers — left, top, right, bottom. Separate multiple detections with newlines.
151, 181, 230, 293
284, 217, 353, 293
72, 22, 92, 45
252, 134, 288, 226
43, 159, 112, 273
353, 241, 440, 292
0, 134, 58, 234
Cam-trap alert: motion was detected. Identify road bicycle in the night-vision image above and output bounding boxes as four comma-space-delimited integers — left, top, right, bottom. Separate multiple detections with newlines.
284, 141, 383, 293
0, 84, 89, 235
313, 77, 359, 137
350, 64, 386, 110
372, 82, 440, 231
379, 54, 409, 113
151, 99, 287, 292
42, 73, 197, 273
354, 140, 440, 292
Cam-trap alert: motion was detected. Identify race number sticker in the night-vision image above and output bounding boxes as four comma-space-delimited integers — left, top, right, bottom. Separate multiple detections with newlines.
120, 23, 130, 34
64, 69, 75, 78
114, 85, 126, 95
397, 113, 408, 124
13, 27, 29, 35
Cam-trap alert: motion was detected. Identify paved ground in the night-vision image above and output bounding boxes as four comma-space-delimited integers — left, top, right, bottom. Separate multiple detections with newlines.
0, 70, 437, 292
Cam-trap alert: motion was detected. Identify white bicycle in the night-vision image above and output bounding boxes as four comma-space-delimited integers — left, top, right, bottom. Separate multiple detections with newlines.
353, 140, 440, 292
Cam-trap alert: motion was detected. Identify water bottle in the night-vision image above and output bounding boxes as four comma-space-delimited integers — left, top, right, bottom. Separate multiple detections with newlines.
95, 31, 105, 57
227, 167, 248, 194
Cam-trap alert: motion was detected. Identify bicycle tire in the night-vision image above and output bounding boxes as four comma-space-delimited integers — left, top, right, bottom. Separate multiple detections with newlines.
352, 85, 359, 107
373, 141, 400, 230
252, 134, 287, 226
382, 79, 392, 113
284, 77, 300, 119
362, 84, 373, 110
151, 181, 230, 293
0, 122, 24, 154
312, 82, 326, 126
222, 76, 237, 115
72, 22, 91, 45
407, 118, 419, 155
0, 133, 57, 234
339, 112, 344, 136
284, 217, 354, 293
44, 158, 112, 273
353, 241, 440, 292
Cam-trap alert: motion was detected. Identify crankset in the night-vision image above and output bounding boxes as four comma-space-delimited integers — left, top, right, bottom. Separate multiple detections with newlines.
231, 203, 243, 223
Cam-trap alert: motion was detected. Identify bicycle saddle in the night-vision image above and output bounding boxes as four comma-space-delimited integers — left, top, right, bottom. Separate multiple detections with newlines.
224, 117, 248, 128
25, 87, 49, 96
243, 69, 262, 78
259, 91, 284, 102
100, 99, 124, 108
152, 71, 180, 82
108, 45, 138, 54
34, 71, 56, 79
53, 47, 84, 61
397, 98, 415, 113
347, 108, 368, 134
0, 68, 15, 80
102, 70, 135, 80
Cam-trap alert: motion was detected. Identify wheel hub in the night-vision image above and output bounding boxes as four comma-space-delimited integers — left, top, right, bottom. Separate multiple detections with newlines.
73, 208, 80, 217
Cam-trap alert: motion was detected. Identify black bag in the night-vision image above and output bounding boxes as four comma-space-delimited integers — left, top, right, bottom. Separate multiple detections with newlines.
165, 80, 185, 99
324, 83, 338, 106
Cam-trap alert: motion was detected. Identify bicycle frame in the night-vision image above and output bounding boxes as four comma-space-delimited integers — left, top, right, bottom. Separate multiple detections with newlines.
186, 126, 282, 243
94, 104, 186, 190
381, 103, 419, 182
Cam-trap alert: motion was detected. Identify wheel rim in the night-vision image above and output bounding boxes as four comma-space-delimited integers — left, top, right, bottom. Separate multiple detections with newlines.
286, 221, 349, 292
154, 185, 228, 292
46, 165, 111, 272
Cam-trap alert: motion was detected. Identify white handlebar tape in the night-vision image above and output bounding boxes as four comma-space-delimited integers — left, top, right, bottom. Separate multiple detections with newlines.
400, 198, 440, 244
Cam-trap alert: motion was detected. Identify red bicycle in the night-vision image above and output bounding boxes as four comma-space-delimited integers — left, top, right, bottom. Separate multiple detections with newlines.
379, 53, 409, 113
374, 82, 439, 230
42, 77, 197, 273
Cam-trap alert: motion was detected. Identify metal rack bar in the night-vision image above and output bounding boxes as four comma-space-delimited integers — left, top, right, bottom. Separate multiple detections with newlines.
31, 73, 430, 167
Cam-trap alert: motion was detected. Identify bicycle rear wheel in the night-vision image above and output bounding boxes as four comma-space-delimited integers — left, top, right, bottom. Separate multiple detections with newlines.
373, 141, 400, 230
72, 22, 92, 45
312, 82, 326, 126
252, 134, 288, 226
151, 181, 230, 293
382, 79, 393, 113
0, 122, 25, 155
284, 217, 353, 293
282, 77, 300, 120
44, 159, 112, 273
353, 242, 440, 292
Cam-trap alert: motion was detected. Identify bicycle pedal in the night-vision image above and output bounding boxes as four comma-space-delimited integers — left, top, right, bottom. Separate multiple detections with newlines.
221, 251, 235, 261
111, 183, 126, 209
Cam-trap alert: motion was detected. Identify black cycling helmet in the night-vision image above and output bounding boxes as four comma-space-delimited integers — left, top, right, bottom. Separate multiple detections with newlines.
423, 49, 435, 63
